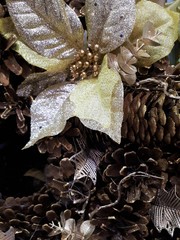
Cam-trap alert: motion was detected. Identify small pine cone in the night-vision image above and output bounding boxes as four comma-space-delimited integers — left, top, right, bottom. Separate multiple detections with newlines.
86, 144, 179, 239
37, 120, 81, 159
0, 86, 30, 134
102, 145, 164, 204
0, 187, 64, 239
122, 91, 179, 146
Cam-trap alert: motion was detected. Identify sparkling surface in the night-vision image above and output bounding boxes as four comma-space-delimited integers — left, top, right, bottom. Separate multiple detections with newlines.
25, 83, 75, 148
6, 0, 84, 59
85, 0, 136, 53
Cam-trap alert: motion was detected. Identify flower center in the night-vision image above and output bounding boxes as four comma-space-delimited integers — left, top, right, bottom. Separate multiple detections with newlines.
70, 44, 100, 81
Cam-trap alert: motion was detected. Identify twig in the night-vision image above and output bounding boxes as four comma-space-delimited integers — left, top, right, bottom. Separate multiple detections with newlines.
89, 171, 163, 218
136, 78, 180, 100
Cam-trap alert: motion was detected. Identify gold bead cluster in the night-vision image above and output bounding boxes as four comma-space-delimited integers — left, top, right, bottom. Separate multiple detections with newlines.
70, 44, 100, 81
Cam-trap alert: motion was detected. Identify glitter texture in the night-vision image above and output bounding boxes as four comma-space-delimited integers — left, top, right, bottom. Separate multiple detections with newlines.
25, 83, 75, 148
6, 0, 84, 59
70, 55, 123, 144
85, 0, 136, 53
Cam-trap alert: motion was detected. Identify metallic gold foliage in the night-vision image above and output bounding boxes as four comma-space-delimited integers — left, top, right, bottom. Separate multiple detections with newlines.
130, 0, 179, 66
6, 0, 84, 59
70, 55, 123, 144
85, 0, 136, 53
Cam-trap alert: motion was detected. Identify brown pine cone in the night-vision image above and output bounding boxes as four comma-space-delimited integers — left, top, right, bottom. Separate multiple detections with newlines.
37, 119, 81, 159
122, 91, 179, 146
0, 187, 65, 240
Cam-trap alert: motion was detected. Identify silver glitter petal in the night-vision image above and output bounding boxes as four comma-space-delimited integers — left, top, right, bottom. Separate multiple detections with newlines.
85, 0, 136, 53
6, 0, 84, 59
24, 83, 75, 148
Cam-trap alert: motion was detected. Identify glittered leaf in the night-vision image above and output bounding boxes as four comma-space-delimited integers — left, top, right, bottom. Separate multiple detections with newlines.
17, 71, 68, 97
85, 0, 136, 53
25, 56, 123, 148
149, 187, 180, 237
130, 0, 179, 66
70, 55, 123, 143
0, 227, 15, 240
0, 17, 67, 70
24, 83, 75, 148
6, 0, 84, 59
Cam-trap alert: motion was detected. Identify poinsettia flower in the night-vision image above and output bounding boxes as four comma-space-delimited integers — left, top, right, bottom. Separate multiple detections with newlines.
1, 0, 136, 148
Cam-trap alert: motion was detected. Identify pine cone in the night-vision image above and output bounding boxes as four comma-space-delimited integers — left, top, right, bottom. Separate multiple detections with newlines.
37, 119, 81, 159
122, 91, 179, 146
0, 187, 65, 240
0, 86, 30, 134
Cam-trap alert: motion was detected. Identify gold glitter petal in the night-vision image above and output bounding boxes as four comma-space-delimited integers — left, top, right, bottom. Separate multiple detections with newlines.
130, 0, 179, 66
70, 55, 123, 144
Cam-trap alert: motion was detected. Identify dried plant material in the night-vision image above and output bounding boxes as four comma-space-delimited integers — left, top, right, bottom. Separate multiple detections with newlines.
70, 55, 124, 143
149, 187, 180, 237
0, 17, 67, 71
24, 168, 46, 182
116, 46, 137, 85
6, 0, 84, 59
0, 66, 9, 86
0, 4, 6, 18
0, 227, 15, 240
142, 21, 161, 46
3, 53, 22, 75
85, 0, 136, 53
79, 220, 95, 239
130, 0, 179, 66
49, 214, 95, 240
24, 83, 75, 148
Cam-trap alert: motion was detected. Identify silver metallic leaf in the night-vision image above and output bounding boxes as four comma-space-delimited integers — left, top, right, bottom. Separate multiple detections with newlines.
80, 220, 95, 238
70, 149, 102, 185
0, 227, 15, 240
6, 0, 84, 59
149, 187, 180, 237
24, 82, 75, 148
17, 71, 68, 97
85, 0, 136, 53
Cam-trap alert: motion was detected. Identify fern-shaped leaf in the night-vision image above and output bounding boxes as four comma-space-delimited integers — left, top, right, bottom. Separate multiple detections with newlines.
6, 0, 84, 59
149, 187, 180, 237
0, 227, 15, 240
70, 149, 102, 185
